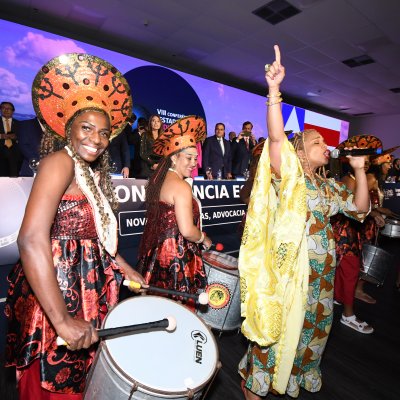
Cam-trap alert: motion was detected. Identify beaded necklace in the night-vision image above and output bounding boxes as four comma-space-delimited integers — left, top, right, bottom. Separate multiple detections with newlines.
65, 146, 118, 256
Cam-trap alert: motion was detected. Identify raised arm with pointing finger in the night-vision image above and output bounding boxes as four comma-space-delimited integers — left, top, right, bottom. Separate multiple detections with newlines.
238, 45, 370, 399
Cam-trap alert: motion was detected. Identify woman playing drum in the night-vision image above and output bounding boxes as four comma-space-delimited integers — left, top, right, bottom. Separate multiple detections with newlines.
5, 53, 146, 399
137, 116, 212, 307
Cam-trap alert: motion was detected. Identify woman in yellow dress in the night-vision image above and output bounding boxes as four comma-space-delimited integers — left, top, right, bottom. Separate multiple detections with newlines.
238, 45, 370, 399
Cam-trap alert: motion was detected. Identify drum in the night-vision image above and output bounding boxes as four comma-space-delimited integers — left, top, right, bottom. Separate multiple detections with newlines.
380, 218, 400, 238
85, 296, 219, 399
361, 244, 394, 286
197, 251, 241, 332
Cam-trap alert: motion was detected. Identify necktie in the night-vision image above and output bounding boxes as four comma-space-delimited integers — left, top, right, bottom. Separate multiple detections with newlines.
218, 138, 225, 155
245, 137, 249, 150
4, 119, 12, 148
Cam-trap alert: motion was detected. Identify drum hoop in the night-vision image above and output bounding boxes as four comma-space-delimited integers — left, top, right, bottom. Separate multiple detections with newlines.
204, 261, 239, 276
101, 296, 219, 395
362, 244, 392, 258
385, 218, 400, 225
202, 251, 238, 271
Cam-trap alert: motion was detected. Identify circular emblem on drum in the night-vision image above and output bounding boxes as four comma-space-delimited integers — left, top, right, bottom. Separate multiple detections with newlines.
206, 283, 230, 309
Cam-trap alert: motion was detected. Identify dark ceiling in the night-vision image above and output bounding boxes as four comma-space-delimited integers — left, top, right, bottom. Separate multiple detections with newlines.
1, 0, 400, 120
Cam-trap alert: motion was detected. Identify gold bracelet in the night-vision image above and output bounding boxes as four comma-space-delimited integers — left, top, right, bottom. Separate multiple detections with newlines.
267, 91, 281, 98
195, 231, 205, 243
266, 97, 283, 106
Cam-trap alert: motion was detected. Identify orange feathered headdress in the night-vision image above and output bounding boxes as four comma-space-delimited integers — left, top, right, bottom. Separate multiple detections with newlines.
153, 115, 206, 157
32, 53, 132, 141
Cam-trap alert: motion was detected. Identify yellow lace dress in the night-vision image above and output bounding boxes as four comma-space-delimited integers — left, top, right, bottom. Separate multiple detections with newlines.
238, 138, 368, 397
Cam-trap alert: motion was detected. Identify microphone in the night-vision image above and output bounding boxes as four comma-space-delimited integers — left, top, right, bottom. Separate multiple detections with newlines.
330, 148, 382, 159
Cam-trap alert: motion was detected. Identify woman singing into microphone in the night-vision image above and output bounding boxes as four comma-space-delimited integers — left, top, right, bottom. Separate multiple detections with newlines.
238, 45, 370, 399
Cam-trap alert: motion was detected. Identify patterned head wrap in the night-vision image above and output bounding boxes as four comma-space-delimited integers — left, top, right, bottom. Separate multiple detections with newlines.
32, 53, 132, 141
153, 115, 206, 157
337, 134, 382, 151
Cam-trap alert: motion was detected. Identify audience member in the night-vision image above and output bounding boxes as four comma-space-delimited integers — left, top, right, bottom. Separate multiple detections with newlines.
129, 117, 147, 178
17, 117, 45, 177
108, 126, 130, 177
231, 121, 256, 176
202, 122, 232, 179
0, 101, 21, 176
229, 131, 237, 142
140, 114, 163, 178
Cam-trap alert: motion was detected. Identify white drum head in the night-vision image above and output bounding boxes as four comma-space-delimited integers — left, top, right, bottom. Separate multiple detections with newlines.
102, 296, 218, 394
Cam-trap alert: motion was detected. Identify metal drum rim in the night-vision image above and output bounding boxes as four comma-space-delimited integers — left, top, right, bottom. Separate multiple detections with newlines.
99, 296, 219, 396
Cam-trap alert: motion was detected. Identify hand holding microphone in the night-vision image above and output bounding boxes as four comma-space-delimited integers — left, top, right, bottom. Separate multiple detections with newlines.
330, 147, 382, 159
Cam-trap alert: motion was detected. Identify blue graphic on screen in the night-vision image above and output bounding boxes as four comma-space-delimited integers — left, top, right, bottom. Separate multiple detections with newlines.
124, 66, 205, 128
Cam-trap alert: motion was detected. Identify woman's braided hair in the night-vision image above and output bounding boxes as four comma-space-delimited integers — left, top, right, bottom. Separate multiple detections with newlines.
290, 129, 332, 205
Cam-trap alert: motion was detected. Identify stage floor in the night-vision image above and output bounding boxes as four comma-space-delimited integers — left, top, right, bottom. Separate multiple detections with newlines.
1, 237, 399, 400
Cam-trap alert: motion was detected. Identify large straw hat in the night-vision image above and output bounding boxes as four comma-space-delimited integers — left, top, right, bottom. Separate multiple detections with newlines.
32, 53, 132, 141
153, 115, 206, 157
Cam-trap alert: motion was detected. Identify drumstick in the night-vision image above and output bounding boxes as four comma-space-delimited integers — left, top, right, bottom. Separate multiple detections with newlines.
123, 280, 209, 305
56, 316, 177, 347
204, 243, 224, 251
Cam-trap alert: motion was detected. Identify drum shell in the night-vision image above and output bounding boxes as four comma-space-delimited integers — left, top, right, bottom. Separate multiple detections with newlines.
361, 244, 393, 286
85, 347, 206, 400
197, 256, 241, 332
85, 296, 218, 400
380, 218, 400, 238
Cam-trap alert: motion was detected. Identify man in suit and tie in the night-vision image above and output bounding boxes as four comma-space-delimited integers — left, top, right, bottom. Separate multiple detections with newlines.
202, 122, 232, 179
108, 127, 131, 177
0, 101, 21, 176
231, 121, 256, 176
17, 117, 45, 176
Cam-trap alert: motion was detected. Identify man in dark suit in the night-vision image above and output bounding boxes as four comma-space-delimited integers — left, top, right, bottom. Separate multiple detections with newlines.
17, 117, 44, 176
0, 101, 21, 176
202, 122, 232, 179
108, 128, 131, 177
231, 121, 256, 176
